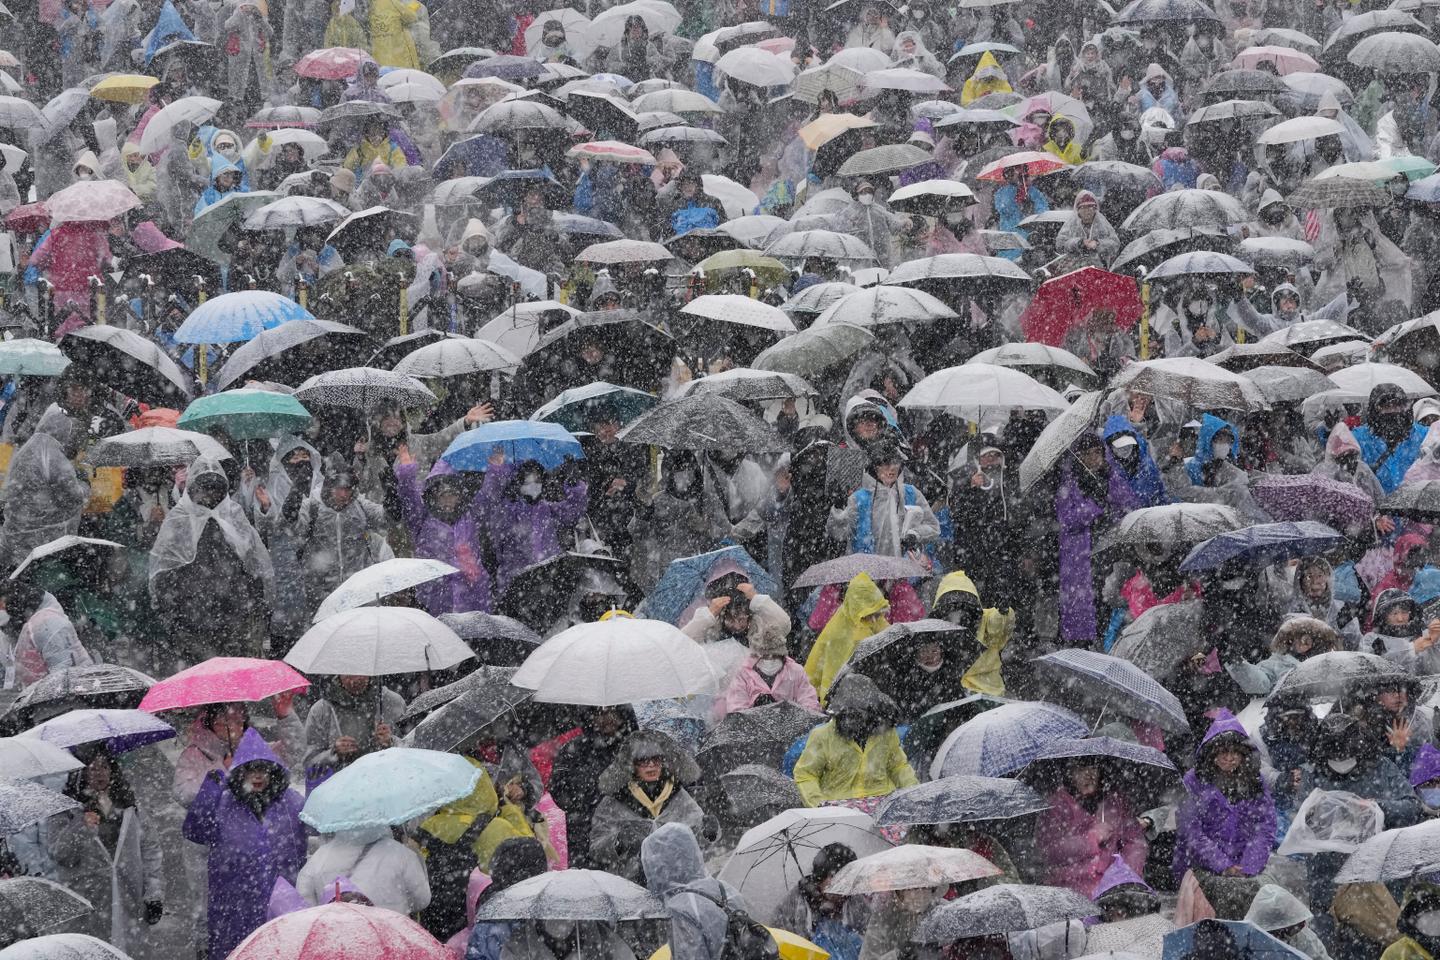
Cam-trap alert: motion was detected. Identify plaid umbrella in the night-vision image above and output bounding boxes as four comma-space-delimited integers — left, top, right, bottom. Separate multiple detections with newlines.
1180, 520, 1347, 572
931, 702, 1088, 778
1251, 474, 1375, 528
1032, 649, 1188, 732
1288, 176, 1390, 209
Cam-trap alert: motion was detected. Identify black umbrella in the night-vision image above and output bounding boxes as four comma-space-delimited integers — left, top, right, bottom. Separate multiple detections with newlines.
835, 619, 965, 689
1109, 598, 1207, 680
1016, 736, 1179, 793
0, 877, 93, 947
617, 392, 787, 453
515, 310, 676, 405
565, 89, 640, 142
1072, 161, 1163, 197
148, 39, 219, 77
697, 702, 825, 775
915, 884, 1099, 943
1018, 389, 1105, 493
1203, 69, 1288, 99
477, 169, 571, 211
721, 763, 806, 817
1112, 0, 1222, 28
498, 550, 635, 632
1208, 341, 1323, 373
123, 247, 222, 300
317, 99, 402, 128
60, 326, 193, 404
402, 667, 539, 752
906, 695, 1010, 757
0, 664, 154, 734
436, 612, 543, 666
875, 774, 1049, 826
1111, 227, 1233, 275
215, 319, 377, 390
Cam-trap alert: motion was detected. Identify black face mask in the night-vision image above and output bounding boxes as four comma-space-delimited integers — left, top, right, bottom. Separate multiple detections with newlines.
283, 459, 312, 486
1374, 412, 1414, 444
578, 594, 615, 622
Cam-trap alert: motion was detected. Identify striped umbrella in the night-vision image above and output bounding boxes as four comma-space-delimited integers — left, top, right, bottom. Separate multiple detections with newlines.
566, 140, 657, 165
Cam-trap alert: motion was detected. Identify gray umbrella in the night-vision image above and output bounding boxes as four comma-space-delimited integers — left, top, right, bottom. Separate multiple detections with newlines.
1334, 820, 1440, 882
1288, 177, 1390, 210
1018, 389, 1104, 493
752, 322, 874, 379
1268, 651, 1409, 701
1112, 358, 1267, 412
0, 665, 154, 734
1209, 342, 1323, 373
884, 253, 1032, 289
721, 764, 806, 816
617, 393, 787, 452
0, 933, 130, 959
402, 669, 536, 754
1259, 318, 1370, 354
793, 552, 930, 588
837, 619, 964, 688
1121, 189, 1251, 233
0, 777, 81, 834
435, 613, 542, 665
0, 877, 92, 948
1032, 649, 1189, 733
836, 143, 933, 178
875, 775, 1049, 826
294, 366, 436, 412
698, 702, 825, 774
1245, 365, 1339, 404
1104, 503, 1243, 549
1346, 30, 1440, 73
1111, 226, 1232, 274
1110, 599, 1207, 680
681, 369, 816, 403
765, 229, 877, 262
471, 869, 669, 922
915, 884, 1099, 942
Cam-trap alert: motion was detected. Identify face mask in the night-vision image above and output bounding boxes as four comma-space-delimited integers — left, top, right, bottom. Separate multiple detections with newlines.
520, 480, 543, 499
1417, 911, 1440, 938
918, 659, 944, 673
1187, 299, 1210, 316
75, 171, 92, 181
757, 657, 784, 673
858, 193, 874, 206
1422, 788, 1440, 807
1262, 208, 1286, 224
1220, 575, 1248, 591
672, 470, 694, 492
912, 7, 925, 16
1393, 182, 1410, 197
1327, 758, 1358, 774
1211, 441, 1232, 460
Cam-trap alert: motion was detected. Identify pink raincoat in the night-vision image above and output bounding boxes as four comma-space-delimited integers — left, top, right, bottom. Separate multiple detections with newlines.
716, 655, 821, 718
29, 222, 111, 317
1034, 787, 1149, 897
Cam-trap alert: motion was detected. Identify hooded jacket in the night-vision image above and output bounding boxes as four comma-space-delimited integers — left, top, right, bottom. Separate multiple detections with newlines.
934, 570, 1012, 696
1082, 856, 1174, 956
0, 405, 89, 568
1311, 421, 1386, 502
1353, 384, 1430, 494
1103, 415, 1168, 508
1043, 115, 1086, 165
1171, 414, 1266, 521
1173, 711, 1277, 881
1245, 884, 1333, 960
150, 455, 274, 607
1035, 780, 1148, 898
642, 823, 744, 960
961, 52, 1012, 105
792, 712, 918, 807
195, 154, 247, 216
1288, 557, 1361, 650
395, 459, 493, 614
805, 572, 891, 702
297, 825, 432, 916
290, 470, 390, 612
302, 677, 406, 774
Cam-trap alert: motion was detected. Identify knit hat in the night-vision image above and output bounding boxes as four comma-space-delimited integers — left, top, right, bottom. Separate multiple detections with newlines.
330, 167, 356, 193
749, 621, 789, 658
370, 160, 392, 177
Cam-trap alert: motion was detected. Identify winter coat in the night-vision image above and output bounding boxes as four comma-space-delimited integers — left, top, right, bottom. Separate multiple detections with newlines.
370, 0, 420, 67
1289, 557, 1362, 650
279, 0, 329, 61
48, 802, 164, 952
182, 730, 307, 960
298, 826, 432, 915
792, 720, 918, 807
11, 593, 92, 689
1057, 455, 1141, 644
642, 823, 745, 960
1173, 716, 1277, 881
549, 728, 633, 869
289, 489, 390, 613
479, 463, 588, 596
396, 460, 493, 614
302, 681, 407, 775
805, 573, 891, 702
717, 655, 821, 716
222, 0, 274, 104
589, 780, 707, 883
0, 406, 88, 569
1054, 204, 1120, 267
29, 223, 111, 316
1034, 787, 1149, 896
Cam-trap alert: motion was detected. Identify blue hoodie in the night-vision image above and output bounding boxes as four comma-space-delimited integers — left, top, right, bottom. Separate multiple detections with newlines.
195, 155, 248, 216
142, 0, 196, 65
1185, 413, 1240, 487
1103, 414, 1168, 507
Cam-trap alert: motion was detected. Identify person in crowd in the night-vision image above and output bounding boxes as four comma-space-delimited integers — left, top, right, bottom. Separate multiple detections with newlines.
805, 572, 892, 702
1034, 758, 1149, 897
0, 405, 90, 569
589, 732, 706, 882
297, 823, 432, 916
793, 674, 918, 807
549, 706, 638, 869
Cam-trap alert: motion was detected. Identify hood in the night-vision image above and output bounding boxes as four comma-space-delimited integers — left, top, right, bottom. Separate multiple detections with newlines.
1318, 91, 1342, 115
1245, 884, 1312, 932
1200, 708, 1249, 747
1412, 566, 1440, 606
1192, 413, 1238, 469
73, 149, 100, 176
1046, 114, 1076, 140
34, 404, 75, 445
1413, 743, 1440, 787
1326, 421, 1361, 458
1102, 414, 1153, 456
1273, 615, 1337, 654
1258, 189, 1286, 213
842, 571, 890, 622
209, 154, 242, 187
268, 876, 309, 918
188, 455, 230, 494
1419, 422, 1440, 466
826, 672, 898, 718
1368, 382, 1411, 425
1143, 62, 1170, 84
424, 457, 463, 489
460, 217, 490, 254
843, 390, 900, 446
1080, 38, 1102, 57
1270, 283, 1300, 311
642, 822, 708, 898
229, 726, 289, 776
1093, 853, 1152, 899
936, 569, 980, 606
1373, 586, 1421, 628
1400, 883, 1440, 941
971, 51, 1003, 77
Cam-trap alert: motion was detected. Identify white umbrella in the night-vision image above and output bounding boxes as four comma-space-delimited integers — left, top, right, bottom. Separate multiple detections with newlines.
889, 178, 975, 205
678, 367, 816, 401
899, 364, 1069, 415
1112, 357, 1269, 412
967, 343, 1098, 382
588, 0, 682, 48
793, 62, 865, 104
812, 287, 957, 327
715, 46, 796, 87
284, 607, 474, 675
765, 229, 877, 262
702, 174, 759, 220
0, 736, 84, 779
719, 214, 789, 248
312, 558, 462, 622
136, 95, 222, 154
476, 300, 581, 356
1327, 361, 1437, 399
717, 808, 892, 925
473, 869, 667, 921
860, 67, 951, 95
10, 536, 122, 581
244, 195, 351, 230
678, 294, 796, 333
294, 366, 437, 411
392, 337, 522, 377
630, 88, 724, 114
828, 46, 891, 72
378, 69, 447, 103
260, 127, 328, 159
1256, 115, 1345, 145
826, 845, 1002, 895
512, 617, 725, 705
525, 9, 594, 61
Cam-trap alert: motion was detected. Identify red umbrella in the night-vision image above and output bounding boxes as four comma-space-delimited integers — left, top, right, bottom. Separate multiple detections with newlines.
230, 902, 451, 960
138, 657, 309, 713
1018, 267, 1142, 346
6, 202, 50, 233
977, 151, 1072, 183
294, 46, 371, 81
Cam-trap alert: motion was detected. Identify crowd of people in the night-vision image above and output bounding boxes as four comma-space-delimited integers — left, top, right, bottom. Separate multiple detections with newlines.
11, 0, 1440, 959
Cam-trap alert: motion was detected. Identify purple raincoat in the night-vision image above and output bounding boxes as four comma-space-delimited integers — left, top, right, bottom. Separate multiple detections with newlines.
478, 462, 589, 595
396, 459, 492, 613
1056, 454, 1141, 644
1172, 712, 1277, 881
182, 728, 307, 960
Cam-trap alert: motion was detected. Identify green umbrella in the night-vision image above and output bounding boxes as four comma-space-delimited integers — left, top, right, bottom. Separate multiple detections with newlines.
177, 388, 312, 440
531, 381, 658, 434
0, 338, 69, 376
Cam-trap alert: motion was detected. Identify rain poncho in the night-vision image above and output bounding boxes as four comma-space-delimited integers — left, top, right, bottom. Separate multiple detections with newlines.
10, 592, 93, 689
1035, 784, 1148, 897
478, 461, 589, 596
1312, 421, 1386, 503
1245, 883, 1335, 960
589, 770, 706, 882
369, 0, 420, 67
1042, 116, 1085, 165
302, 678, 407, 775
1173, 712, 1277, 882
792, 715, 918, 806
804, 572, 891, 701
0, 405, 89, 568
419, 757, 499, 938
1171, 414, 1267, 521
290, 477, 391, 615
642, 823, 745, 960
1057, 449, 1141, 644
1102, 415, 1168, 508
28, 222, 112, 315
827, 464, 940, 557
297, 825, 432, 916
961, 52, 1012, 105
890, 30, 943, 78
221, 0, 274, 106
1054, 191, 1120, 267
249, 436, 324, 638
396, 460, 493, 614
934, 570, 1012, 697
1314, 209, 1413, 313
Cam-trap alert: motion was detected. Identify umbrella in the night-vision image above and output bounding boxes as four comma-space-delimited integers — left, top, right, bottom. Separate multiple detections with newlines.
766, 229, 877, 262
214, 320, 375, 390
1105, 599, 1206, 680
1032, 649, 1188, 732
86, 427, 230, 467
837, 143, 934, 178
0, 736, 83, 780
1104, 503, 1243, 552
876, 770, 1039, 829
752, 321, 875, 379
0, 96, 42, 130
1072, 160, 1164, 198
1312, 340, 1371, 370
883, 253, 1033, 292
812, 287, 956, 328
293, 46, 369, 79
138, 657, 309, 713
188, 189, 283, 263
475, 300, 582, 356
436, 614, 542, 666
1122, 189, 1251, 232
721, 764, 806, 816
1289, 175, 1391, 210
1256, 115, 1345, 147
294, 367, 436, 411
89, 73, 159, 106
512, 617, 724, 705
793, 62, 866, 104
44, 180, 141, 226
8, 536, 121, 584
174, 291, 313, 345
899, 365, 1068, 417
1348, 31, 1440, 73
0, 338, 68, 377
887, 178, 977, 215
1112, 226, 1233, 274
0, 876, 91, 946
1112, 357, 1268, 412
531, 382, 658, 433
1018, 268, 1142, 347
1335, 820, 1440, 882
1161, 921, 1307, 960
697, 702, 825, 774
440, 419, 584, 472
1371, 313, 1440, 367
618, 393, 787, 453
244, 195, 351, 231
589, 0, 682, 47
1186, 98, 1282, 127
1233, 45, 1321, 74
916, 884, 1099, 942
966, 343, 1097, 386
228, 902, 451, 960
312, 558, 460, 622
679, 368, 816, 403
1253, 27, 1322, 51
22, 708, 174, 754
567, 140, 658, 165
1259, 318, 1370, 353
782, 282, 860, 317
466, 53, 545, 80
715, 46, 795, 87
474, 869, 666, 922
516, 309, 675, 397
1238, 365, 1335, 404
1204, 68, 1288, 98
678, 295, 796, 334
858, 66, 950, 96
0, 778, 80, 834
176, 390, 311, 441
301, 747, 481, 832
403, 669, 539, 752
637, 545, 780, 625
1383, 481, 1440, 520
641, 125, 726, 147
1269, 651, 1408, 701
392, 337, 520, 378
931, 702, 1089, 779
1018, 389, 1105, 493
631, 89, 724, 114
717, 808, 892, 925
1148, 251, 1256, 280
976, 151, 1072, 182
0, 934, 132, 960
827, 846, 1001, 896
470, 98, 568, 136
4, 202, 49, 234
1180, 521, 1347, 573
246, 104, 322, 129
1328, 361, 1437, 399
285, 607, 474, 676
1112, 0, 1221, 25
135, 95, 222, 154
378, 68, 447, 103
0, 666, 153, 735
574, 238, 674, 266
1251, 474, 1375, 528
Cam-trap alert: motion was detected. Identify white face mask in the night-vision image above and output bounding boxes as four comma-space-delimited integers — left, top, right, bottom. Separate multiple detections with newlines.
756, 657, 784, 673
1416, 911, 1440, 937
672, 470, 694, 492
918, 659, 944, 673
1328, 758, 1358, 774
1211, 441, 1232, 460
520, 480, 543, 499
1187, 299, 1210, 315
858, 193, 874, 206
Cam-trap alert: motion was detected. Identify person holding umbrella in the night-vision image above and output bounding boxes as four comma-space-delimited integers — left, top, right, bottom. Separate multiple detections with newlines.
1058, 432, 1140, 649
1033, 755, 1149, 898
288, 455, 391, 621
827, 440, 939, 560
1353, 383, 1430, 495
478, 448, 588, 597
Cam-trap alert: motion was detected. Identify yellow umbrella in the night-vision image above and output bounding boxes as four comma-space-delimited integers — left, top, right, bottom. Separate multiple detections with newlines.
691, 250, 790, 281
797, 112, 876, 151
649, 928, 829, 960
90, 74, 159, 105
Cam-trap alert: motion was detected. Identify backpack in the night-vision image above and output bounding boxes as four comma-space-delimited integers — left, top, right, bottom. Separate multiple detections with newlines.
682, 885, 779, 960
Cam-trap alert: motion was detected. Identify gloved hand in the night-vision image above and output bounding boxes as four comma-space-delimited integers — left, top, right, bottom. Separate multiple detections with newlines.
144, 900, 163, 925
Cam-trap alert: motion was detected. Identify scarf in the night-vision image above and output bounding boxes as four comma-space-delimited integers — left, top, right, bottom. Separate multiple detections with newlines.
628, 778, 674, 819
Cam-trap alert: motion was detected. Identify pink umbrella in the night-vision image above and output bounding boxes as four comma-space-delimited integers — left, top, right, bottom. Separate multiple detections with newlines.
294, 46, 371, 80
567, 140, 658, 164
44, 180, 142, 225
1232, 45, 1320, 76
139, 657, 309, 713
230, 902, 451, 960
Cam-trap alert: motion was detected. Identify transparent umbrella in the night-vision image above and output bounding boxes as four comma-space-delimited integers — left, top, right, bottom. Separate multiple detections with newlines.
0, 877, 92, 947
473, 870, 666, 921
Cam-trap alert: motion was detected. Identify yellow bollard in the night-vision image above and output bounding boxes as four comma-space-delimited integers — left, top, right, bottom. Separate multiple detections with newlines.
297, 278, 308, 311
1139, 281, 1150, 360
399, 288, 409, 336
198, 345, 206, 387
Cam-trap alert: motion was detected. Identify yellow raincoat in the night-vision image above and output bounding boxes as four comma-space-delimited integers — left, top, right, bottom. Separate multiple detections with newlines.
342, 137, 409, 175
418, 757, 498, 844
369, 0, 420, 68
793, 720, 918, 806
1384, 939, 1434, 960
1042, 115, 1085, 165
804, 572, 890, 703
324, 0, 368, 51
472, 801, 557, 869
961, 52, 1013, 105
934, 570, 1014, 697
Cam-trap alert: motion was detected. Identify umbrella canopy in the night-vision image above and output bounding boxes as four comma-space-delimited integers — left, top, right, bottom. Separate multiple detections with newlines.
1018, 267, 1143, 346
176, 390, 312, 441
698, 702, 825, 774
294, 367, 436, 411
679, 368, 816, 403
22, 708, 174, 754
636, 545, 780, 625
1382, 480, 1440, 520
1148, 251, 1256, 280
1161, 921, 1307, 960
1289, 175, 1391, 209
0, 876, 91, 947
899, 364, 1068, 417
174, 291, 313, 345
228, 902, 451, 960
440, 420, 584, 472
301, 747, 481, 831
1243, 365, 1337, 405
678, 295, 796, 334
574, 238, 673, 266
721, 764, 806, 817
1180, 521, 1347, 572
139, 657, 308, 713
512, 617, 724, 705
434, 615, 542, 666
44, 179, 141, 225
1018, 389, 1105, 492
1328, 361, 1437, 399
1269, 650, 1408, 701
793, 552, 930, 589
859, 66, 950, 95
1259, 318, 1370, 353
531, 382, 658, 433
244, 195, 351, 231
752, 321, 875, 379
135, 96, 222, 154
827, 846, 1001, 896
245, 104, 322, 128
1256, 115, 1345, 146
313, 558, 459, 622
285, 607, 474, 676
0, 778, 80, 834
567, 140, 658, 165
0, 665, 153, 735
0, 338, 68, 376
1233, 45, 1321, 74
766, 229, 877, 262
965, 344, 1097, 386
0, 737, 83, 780
884, 253, 1033, 292
1335, 820, 1440, 882
392, 337, 521, 378
976, 150, 1072, 182
1251, 474, 1375, 528
618, 393, 787, 453
1112, 357, 1268, 412
915, 885, 1099, 942
1032, 649, 1189, 732
875, 774, 1049, 826
1109, 600, 1207, 680
475, 869, 665, 922
931, 702, 1089, 779
1112, 0, 1221, 25
1204, 68, 1288, 97
86, 427, 230, 468
1122, 190, 1251, 232
715, 46, 795, 86
293, 46, 369, 79
812, 287, 957, 328
403, 668, 539, 752
837, 143, 934, 178
0, 934, 130, 960
1348, 30, 1440, 73
214, 320, 376, 389
1104, 502, 1243, 550
717, 807, 892, 926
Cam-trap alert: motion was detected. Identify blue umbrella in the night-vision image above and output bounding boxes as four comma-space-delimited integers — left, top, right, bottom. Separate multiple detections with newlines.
22, 708, 175, 755
173, 291, 315, 344
434, 133, 510, 179
1025, 736, 1177, 771
1163, 921, 1308, 960
931, 702, 1088, 779
441, 419, 584, 472
300, 747, 482, 831
531, 381, 658, 434
1179, 520, 1346, 573
636, 545, 781, 626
